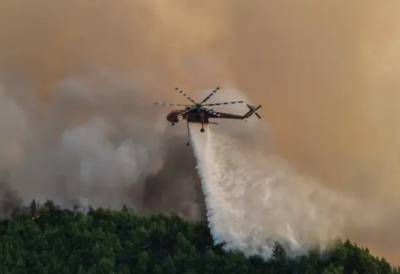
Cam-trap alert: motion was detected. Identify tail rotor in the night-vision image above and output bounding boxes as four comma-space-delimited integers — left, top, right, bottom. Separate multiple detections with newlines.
246, 104, 262, 119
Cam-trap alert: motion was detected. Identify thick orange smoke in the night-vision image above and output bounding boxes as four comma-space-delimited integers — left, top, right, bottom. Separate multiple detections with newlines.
0, 0, 399, 263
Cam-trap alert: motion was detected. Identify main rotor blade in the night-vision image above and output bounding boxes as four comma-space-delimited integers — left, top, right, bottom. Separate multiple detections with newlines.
202, 100, 244, 106
199, 86, 220, 105
154, 102, 190, 107
176, 88, 197, 104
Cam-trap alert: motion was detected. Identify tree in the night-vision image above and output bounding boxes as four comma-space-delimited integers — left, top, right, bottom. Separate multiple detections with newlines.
96, 257, 115, 274
134, 251, 150, 274
321, 264, 343, 274
0, 202, 398, 274
161, 256, 176, 274
30, 200, 37, 217
271, 242, 288, 274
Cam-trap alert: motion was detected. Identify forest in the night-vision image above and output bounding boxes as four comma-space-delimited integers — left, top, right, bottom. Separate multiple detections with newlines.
0, 201, 398, 274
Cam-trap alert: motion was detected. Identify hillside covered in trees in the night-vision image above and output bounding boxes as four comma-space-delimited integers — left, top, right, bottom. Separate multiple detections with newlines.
0, 201, 398, 274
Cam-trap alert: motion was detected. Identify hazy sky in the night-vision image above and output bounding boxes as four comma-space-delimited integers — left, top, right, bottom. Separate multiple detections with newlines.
0, 0, 399, 263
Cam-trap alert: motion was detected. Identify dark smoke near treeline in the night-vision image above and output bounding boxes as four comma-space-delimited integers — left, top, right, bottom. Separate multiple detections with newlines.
0, 0, 400, 263
0, 173, 21, 218
0, 74, 203, 220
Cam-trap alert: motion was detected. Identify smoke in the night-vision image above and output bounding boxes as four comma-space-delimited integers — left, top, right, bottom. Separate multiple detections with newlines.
142, 138, 205, 220
0, 73, 203, 215
0, 174, 21, 218
0, 0, 399, 263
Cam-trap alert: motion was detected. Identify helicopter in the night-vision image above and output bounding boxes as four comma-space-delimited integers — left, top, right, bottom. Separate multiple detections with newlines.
155, 87, 262, 145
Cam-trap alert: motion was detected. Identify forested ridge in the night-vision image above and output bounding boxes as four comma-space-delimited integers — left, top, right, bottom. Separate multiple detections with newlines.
0, 201, 398, 274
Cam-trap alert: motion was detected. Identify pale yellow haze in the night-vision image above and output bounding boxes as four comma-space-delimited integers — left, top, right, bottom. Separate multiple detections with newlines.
0, 0, 400, 264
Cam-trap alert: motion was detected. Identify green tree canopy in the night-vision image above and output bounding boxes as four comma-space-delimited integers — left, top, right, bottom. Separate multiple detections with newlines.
0, 201, 398, 274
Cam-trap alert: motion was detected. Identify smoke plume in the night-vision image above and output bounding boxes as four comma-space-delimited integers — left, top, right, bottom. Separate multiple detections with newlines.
0, 74, 201, 216
0, 0, 399, 263
0, 174, 21, 218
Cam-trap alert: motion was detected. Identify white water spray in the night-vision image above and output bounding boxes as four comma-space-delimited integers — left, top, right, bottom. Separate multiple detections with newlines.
189, 123, 346, 258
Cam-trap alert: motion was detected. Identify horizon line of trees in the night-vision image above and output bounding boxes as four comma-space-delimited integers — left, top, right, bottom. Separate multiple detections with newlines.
0, 200, 398, 274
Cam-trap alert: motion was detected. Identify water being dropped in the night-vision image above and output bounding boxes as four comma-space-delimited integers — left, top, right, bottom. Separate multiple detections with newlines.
189, 123, 345, 258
